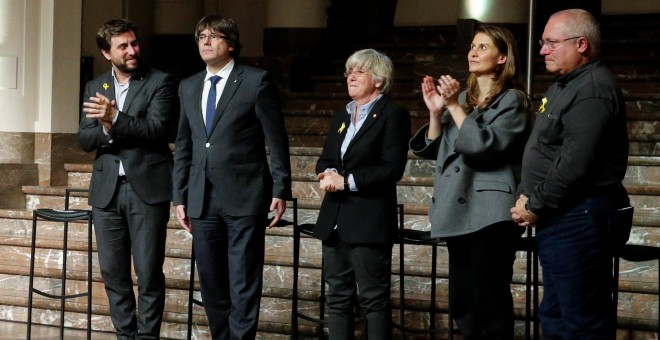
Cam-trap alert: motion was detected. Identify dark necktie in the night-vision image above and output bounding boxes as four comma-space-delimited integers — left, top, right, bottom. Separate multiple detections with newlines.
206, 75, 221, 135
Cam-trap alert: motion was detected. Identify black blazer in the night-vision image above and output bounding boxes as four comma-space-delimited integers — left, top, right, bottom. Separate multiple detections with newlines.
78, 66, 178, 208
314, 95, 411, 245
172, 63, 292, 218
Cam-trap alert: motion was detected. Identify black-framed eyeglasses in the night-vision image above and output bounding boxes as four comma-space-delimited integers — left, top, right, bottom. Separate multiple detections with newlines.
196, 33, 226, 42
538, 36, 581, 50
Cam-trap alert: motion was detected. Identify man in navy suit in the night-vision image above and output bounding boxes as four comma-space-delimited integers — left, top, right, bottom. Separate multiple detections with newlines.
172, 15, 292, 339
78, 19, 177, 339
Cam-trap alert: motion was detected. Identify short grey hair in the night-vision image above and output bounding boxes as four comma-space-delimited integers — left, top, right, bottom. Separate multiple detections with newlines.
345, 49, 394, 93
551, 8, 601, 57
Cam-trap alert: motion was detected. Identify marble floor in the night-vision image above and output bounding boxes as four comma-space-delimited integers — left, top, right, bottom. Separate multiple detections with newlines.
0, 320, 116, 339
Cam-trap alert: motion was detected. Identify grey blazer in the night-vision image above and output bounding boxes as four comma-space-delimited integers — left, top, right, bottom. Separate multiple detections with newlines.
409, 90, 529, 238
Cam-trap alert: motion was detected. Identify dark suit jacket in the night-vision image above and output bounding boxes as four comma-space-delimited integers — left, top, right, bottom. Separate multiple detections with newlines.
172, 63, 292, 218
314, 95, 411, 245
78, 65, 178, 208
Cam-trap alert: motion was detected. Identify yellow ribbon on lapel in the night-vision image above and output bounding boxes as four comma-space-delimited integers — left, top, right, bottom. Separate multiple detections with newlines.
103, 83, 109, 90
338, 122, 346, 134
539, 97, 548, 113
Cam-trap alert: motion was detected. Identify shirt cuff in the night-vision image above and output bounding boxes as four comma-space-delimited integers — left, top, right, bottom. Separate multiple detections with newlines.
102, 109, 120, 136
348, 174, 357, 191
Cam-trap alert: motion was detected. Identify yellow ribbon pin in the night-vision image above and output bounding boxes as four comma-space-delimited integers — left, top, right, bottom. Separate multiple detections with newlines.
338, 122, 346, 134
539, 97, 548, 113
103, 83, 109, 90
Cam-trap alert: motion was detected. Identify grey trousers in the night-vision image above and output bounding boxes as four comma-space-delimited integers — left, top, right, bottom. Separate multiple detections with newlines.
93, 181, 169, 340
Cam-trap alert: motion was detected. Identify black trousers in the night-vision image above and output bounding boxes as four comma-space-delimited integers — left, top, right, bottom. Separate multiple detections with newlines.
445, 222, 522, 340
322, 232, 393, 340
92, 181, 169, 340
191, 184, 267, 340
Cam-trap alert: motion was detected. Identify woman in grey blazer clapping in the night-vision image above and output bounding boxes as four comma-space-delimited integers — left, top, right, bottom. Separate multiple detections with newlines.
409, 25, 532, 339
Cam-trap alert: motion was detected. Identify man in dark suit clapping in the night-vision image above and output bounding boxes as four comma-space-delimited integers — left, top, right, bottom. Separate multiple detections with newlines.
172, 15, 292, 339
78, 19, 178, 339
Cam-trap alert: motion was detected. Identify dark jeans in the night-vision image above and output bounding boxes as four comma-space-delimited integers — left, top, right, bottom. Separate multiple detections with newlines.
536, 189, 630, 339
446, 222, 522, 340
322, 232, 393, 340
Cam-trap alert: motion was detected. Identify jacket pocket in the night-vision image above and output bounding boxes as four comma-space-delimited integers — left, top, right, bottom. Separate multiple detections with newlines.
144, 153, 171, 165
474, 179, 511, 193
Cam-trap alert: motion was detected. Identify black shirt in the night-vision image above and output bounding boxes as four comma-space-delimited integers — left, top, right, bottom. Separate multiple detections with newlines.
518, 60, 628, 217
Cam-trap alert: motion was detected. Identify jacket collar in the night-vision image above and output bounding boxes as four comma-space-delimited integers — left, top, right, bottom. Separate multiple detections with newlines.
344, 94, 388, 151
556, 59, 600, 85
205, 63, 244, 137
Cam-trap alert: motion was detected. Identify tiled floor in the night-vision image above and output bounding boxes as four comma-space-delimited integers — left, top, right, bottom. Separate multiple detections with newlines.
0, 320, 115, 339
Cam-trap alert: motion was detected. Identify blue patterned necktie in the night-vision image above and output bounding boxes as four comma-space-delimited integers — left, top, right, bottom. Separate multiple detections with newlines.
206, 75, 221, 135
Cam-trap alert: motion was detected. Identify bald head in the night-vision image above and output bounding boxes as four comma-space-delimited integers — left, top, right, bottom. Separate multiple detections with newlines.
540, 9, 602, 75
549, 9, 601, 58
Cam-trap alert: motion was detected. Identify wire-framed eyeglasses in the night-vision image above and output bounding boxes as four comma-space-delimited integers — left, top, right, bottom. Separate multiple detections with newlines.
538, 36, 581, 50
344, 69, 371, 78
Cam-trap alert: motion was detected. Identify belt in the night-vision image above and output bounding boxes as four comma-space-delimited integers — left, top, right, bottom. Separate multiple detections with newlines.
118, 175, 128, 183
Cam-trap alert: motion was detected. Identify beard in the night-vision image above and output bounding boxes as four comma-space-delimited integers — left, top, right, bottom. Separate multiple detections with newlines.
115, 56, 140, 74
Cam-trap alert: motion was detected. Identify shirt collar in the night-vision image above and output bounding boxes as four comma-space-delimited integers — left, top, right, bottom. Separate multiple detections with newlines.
557, 59, 599, 85
205, 59, 235, 82
111, 68, 132, 85
346, 94, 383, 116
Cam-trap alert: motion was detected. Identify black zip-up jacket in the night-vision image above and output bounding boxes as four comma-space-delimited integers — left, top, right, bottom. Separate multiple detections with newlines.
518, 60, 628, 217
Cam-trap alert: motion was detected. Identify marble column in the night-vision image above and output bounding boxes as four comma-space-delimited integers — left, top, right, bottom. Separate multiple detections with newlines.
0, 0, 91, 192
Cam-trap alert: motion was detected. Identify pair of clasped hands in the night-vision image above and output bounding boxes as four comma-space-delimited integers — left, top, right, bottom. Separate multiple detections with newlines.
318, 169, 345, 193
82, 92, 117, 132
511, 194, 538, 227
421, 75, 461, 115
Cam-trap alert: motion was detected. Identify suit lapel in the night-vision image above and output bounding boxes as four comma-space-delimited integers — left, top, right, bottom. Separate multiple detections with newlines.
190, 72, 205, 134
99, 72, 116, 102
122, 68, 146, 114
209, 64, 242, 135
345, 95, 387, 153
122, 75, 145, 114
335, 112, 351, 161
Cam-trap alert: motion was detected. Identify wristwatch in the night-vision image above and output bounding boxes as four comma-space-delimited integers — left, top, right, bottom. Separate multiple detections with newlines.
524, 201, 537, 217
343, 176, 349, 191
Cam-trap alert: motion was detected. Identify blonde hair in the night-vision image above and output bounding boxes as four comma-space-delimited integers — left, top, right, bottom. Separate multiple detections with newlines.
345, 49, 394, 93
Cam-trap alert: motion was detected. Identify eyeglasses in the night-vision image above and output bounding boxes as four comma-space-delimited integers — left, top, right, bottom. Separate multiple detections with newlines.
344, 69, 371, 78
197, 33, 226, 42
538, 36, 581, 50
